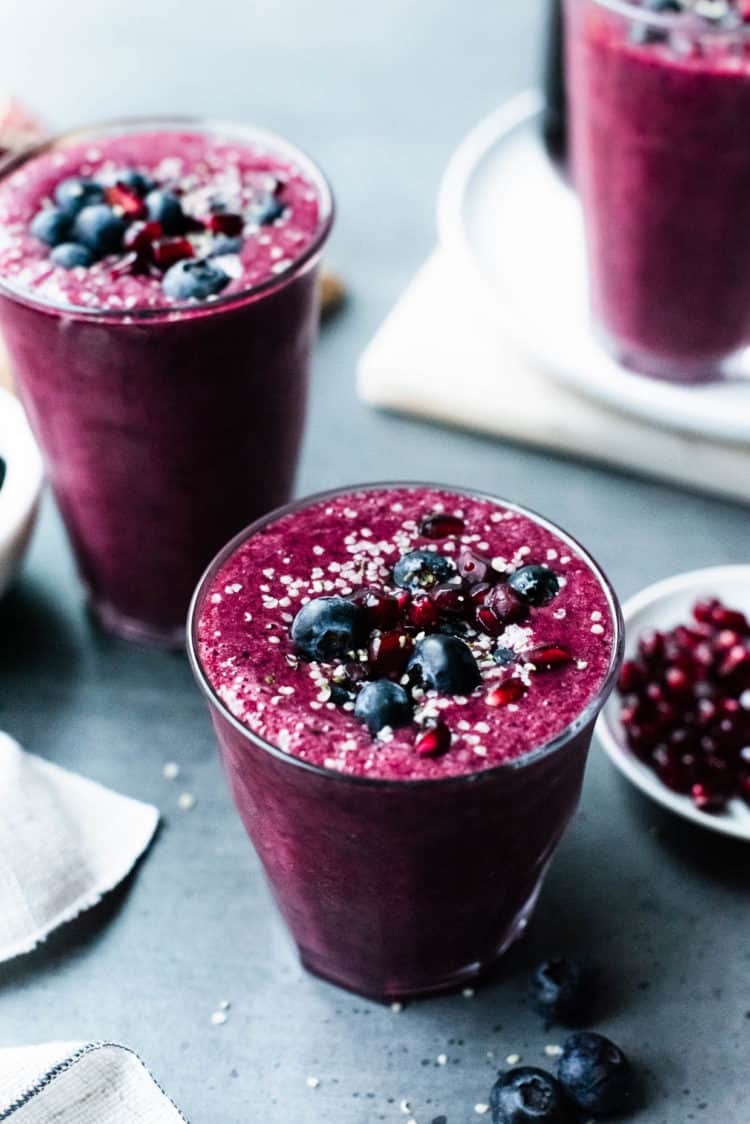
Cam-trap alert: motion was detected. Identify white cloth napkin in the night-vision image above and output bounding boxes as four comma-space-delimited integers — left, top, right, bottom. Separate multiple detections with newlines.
0, 732, 158, 962
358, 249, 750, 506
0, 1042, 186, 1122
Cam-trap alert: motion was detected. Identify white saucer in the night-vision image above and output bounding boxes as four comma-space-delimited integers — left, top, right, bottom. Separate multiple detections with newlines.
0, 387, 43, 596
437, 91, 750, 446
597, 565, 750, 842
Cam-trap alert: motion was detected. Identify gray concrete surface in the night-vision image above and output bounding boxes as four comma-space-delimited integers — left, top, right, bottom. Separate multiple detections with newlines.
1, 2, 749, 1121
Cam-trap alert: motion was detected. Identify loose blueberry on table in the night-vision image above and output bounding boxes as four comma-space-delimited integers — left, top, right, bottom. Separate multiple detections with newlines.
27, 163, 290, 302
528, 958, 586, 1025
557, 1032, 632, 1116
617, 597, 750, 813
490, 1067, 569, 1124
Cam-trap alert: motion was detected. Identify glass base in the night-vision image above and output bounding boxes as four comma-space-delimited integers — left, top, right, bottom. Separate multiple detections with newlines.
298, 879, 543, 1003
599, 328, 732, 384
89, 596, 186, 649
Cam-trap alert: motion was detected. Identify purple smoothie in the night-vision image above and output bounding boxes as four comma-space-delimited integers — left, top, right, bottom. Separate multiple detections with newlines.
190, 485, 622, 998
566, 0, 750, 380
0, 121, 332, 644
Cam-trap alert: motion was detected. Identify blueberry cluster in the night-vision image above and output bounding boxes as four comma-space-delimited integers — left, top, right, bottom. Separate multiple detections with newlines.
29, 167, 287, 301
491, 1033, 631, 1123
290, 512, 567, 752
488, 959, 633, 1122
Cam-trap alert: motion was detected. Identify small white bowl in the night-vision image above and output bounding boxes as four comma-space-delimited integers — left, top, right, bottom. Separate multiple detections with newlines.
0, 386, 43, 597
597, 565, 750, 842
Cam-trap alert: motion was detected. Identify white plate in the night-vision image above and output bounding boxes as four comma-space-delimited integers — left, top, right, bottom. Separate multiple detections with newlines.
597, 565, 750, 842
437, 91, 750, 446
0, 387, 43, 596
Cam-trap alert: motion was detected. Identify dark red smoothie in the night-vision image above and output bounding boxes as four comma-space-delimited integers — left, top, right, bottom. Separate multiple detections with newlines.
0, 121, 333, 644
566, 0, 750, 380
190, 485, 622, 999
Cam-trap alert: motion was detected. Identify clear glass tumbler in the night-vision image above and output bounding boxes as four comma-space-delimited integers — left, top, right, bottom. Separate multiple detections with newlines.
566, 0, 750, 381
0, 119, 333, 645
188, 485, 623, 1001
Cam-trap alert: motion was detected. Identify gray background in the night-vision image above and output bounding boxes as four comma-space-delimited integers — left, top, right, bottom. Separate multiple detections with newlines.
1, 2, 748, 1121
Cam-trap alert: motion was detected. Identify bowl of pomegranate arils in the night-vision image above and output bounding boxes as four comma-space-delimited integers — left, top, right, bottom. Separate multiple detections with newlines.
598, 565, 750, 840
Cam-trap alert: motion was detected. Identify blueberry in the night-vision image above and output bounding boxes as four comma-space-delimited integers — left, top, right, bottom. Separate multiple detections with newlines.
354, 679, 412, 734
408, 634, 480, 695
494, 646, 517, 666
508, 565, 559, 607
393, 549, 456, 591
253, 193, 286, 225
162, 258, 230, 302
528, 959, 585, 1024
30, 207, 71, 247
557, 1032, 631, 1116
49, 242, 93, 269
145, 189, 186, 234
54, 177, 105, 216
291, 596, 367, 662
72, 204, 126, 256
490, 1067, 569, 1124
207, 234, 244, 258
109, 167, 153, 195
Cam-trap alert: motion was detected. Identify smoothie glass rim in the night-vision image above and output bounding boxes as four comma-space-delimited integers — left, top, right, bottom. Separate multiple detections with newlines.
0, 115, 334, 323
584, 0, 750, 33
187, 481, 624, 790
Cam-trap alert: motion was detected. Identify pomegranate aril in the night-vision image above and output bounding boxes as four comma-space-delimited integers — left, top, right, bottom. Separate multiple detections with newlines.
638, 630, 665, 662
690, 782, 726, 814
719, 644, 750, 683
526, 645, 573, 671
209, 211, 244, 237
431, 582, 471, 617
476, 606, 506, 637
619, 701, 642, 728
105, 183, 146, 218
153, 238, 194, 270
458, 550, 494, 585
653, 746, 691, 794
710, 605, 749, 633
645, 682, 665, 704
697, 698, 718, 726
625, 722, 660, 753
617, 660, 645, 693
664, 666, 692, 697
716, 629, 742, 652
484, 584, 528, 626
469, 582, 493, 606
396, 589, 412, 614
667, 727, 697, 757
487, 680, 526, 707
419, 512, 465, 539
693, 597, 720, 625
408, 594, 440, 631
353, 587, 401, 631
123, 220, 162, 256
368, 630, 414, 679
415, 721, 452, 757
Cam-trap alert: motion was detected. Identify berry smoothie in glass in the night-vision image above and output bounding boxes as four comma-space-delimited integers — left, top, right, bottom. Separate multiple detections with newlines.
189, 483, 622, 1000
0, 120, 333, 645
565, 0, 750, 381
